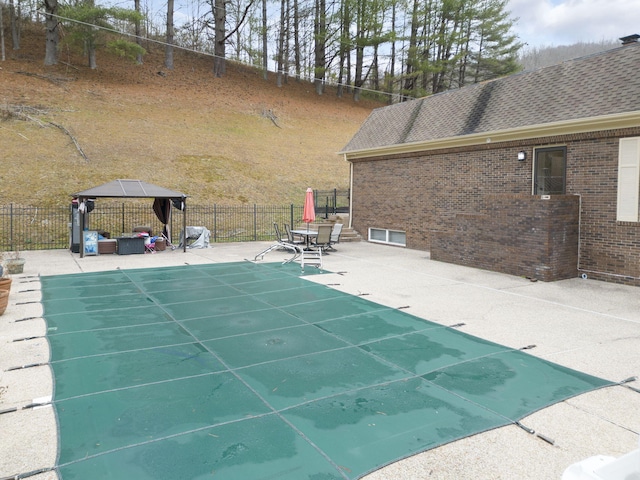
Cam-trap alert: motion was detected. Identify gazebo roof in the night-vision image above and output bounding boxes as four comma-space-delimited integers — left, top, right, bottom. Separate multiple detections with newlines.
73, 179, 187, 199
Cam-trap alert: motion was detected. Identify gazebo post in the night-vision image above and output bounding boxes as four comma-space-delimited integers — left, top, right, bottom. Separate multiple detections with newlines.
79, 196, 85, 258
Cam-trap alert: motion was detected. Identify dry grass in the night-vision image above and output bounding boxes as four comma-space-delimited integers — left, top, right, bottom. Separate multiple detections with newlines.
0, 25, 382, 206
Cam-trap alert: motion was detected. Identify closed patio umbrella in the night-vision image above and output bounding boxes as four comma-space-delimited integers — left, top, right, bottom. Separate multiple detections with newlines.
302, 187, 315, 231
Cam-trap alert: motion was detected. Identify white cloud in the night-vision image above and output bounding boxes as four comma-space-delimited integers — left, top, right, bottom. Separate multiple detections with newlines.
508, 0, 640, 47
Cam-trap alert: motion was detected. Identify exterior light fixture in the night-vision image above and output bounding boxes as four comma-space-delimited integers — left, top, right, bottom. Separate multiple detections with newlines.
517, 151, 527, 161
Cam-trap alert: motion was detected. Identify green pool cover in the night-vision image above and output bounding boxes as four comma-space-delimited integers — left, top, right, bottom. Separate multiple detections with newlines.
41, 261, 613, 479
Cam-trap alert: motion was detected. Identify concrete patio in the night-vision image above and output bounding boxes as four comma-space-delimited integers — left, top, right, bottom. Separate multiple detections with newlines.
1, 241, 638, 479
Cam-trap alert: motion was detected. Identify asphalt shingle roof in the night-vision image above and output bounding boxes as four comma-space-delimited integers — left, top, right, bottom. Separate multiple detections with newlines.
342, 42, 640, 153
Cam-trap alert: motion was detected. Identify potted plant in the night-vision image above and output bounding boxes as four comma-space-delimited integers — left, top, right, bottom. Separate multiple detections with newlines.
4, 248, 25, 275
0, 252, 10, 292
0, 289, 8, 315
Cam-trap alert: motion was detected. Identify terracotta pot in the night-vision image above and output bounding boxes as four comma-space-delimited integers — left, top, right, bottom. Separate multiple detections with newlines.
0, 290, 8, 315
5, 258, 25, 275
0, 277, 11, 292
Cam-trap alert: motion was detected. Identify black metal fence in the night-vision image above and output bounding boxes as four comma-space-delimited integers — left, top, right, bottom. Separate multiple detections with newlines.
0, 203, 310, 251
314, 189, 350, 217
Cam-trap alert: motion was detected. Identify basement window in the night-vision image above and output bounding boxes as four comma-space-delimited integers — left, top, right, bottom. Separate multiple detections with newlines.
369, 228, 406, 246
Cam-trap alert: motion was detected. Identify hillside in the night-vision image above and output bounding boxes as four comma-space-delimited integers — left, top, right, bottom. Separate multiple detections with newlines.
0, 23, 382, 206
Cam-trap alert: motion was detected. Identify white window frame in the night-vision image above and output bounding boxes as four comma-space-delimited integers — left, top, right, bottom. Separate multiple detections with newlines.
617, 137, 640, 222
368, 228, 406, 246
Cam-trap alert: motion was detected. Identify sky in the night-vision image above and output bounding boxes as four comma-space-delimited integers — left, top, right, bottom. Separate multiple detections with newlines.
507, 0, 640, 48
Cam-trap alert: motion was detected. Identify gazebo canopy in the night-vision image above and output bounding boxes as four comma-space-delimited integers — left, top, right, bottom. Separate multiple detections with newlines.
72, 179, 187, 200
72, 179, 188, 257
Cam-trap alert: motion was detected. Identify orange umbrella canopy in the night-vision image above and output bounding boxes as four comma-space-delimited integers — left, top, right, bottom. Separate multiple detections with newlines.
302, 188, 316, 225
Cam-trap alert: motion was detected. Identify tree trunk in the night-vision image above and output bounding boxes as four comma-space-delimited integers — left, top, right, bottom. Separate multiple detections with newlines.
336, 0, 349, 98
165, 0, 174, 69
0, 4, 5, 61
8, 0, 19, 49
89, 44, 97, 69
213, 0, 226, 76
43, 0, 58, 66
283, 0, 290, 84
276, 0, 285, 87
402, 0, 419, 97
293, 0, 300, 81
262, 0, 267, 80
135, 0, 143, 64
352, 0, 365, 101
387, 1, 396, 102
313, 0, 326, 95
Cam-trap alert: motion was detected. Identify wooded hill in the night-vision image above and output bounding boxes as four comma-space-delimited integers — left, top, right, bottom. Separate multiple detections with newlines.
0, 23, 381, 207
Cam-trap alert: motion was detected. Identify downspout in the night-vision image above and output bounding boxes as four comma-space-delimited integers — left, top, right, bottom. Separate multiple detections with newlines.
576, 193, 581, 275
576, 192, 640, 281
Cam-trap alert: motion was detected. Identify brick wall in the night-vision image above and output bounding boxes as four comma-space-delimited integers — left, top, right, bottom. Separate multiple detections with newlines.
431, 195, 579, 281
350, 127, 640, 285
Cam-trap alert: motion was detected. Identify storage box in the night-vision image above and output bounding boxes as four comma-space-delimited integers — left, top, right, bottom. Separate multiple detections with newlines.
155, 237, 166, 251
98, 239, 117, 254
116, 237, 145, 255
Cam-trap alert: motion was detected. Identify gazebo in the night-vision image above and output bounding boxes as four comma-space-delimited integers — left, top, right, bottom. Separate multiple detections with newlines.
72, 179, 188, 258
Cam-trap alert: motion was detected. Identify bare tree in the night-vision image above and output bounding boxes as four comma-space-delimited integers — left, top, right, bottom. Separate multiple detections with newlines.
0, 2, 5, 61
8, 0, 18, 49
43, 0, 58, 65
261, 0, 267, 79
213, 0, 225, 76
293, 0, 300, 80
165, 0, 174, 68
213, 0, 253, 77
313, 0, 326, 94
276, 0, 285, 86
134, 0, 143, 63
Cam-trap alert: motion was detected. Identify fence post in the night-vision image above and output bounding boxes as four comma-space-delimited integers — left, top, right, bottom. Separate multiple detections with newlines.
290, 204, 294, 229
214, 204, 217, 242
10, 203, 14, 251
253, 204, 257, 241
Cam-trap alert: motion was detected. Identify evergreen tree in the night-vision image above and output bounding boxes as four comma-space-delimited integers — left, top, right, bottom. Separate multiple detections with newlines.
59, 1, 144, 69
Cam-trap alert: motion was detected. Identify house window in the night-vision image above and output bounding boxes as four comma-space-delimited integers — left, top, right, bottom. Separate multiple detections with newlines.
533, 146, 566, 195
617, 137, 640, 222
369, 228, 406, 246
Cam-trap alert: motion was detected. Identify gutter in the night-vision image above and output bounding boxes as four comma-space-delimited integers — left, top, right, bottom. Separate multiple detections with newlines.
340, 111, 640, 161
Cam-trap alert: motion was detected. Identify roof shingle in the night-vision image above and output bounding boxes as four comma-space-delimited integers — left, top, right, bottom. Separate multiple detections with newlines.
342, 43, 640, 153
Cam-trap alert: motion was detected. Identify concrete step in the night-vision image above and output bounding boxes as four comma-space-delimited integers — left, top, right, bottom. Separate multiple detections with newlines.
313, 215, 362, 242
338, 227, 362, 242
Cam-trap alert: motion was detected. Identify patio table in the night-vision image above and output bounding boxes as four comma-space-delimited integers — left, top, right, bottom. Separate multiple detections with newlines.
291, 229, 318, 249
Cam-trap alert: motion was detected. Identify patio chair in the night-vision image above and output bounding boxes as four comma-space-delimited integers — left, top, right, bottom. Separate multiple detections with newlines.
284, 224, 305, 245
274, 223, 287, 243
253, 223, 302, 264
326, 223, 343, 251
311, 224, 333, 253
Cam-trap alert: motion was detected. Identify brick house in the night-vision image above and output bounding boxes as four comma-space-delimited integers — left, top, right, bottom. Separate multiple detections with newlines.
339, 37, 640, 285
